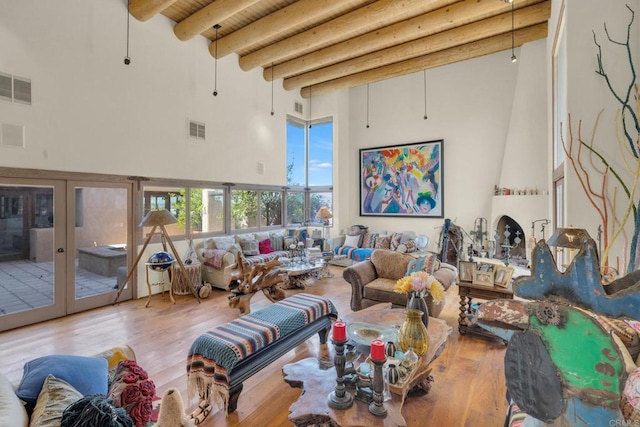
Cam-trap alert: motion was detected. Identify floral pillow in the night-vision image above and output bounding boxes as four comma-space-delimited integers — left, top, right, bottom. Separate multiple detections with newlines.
108, 360, 155, 427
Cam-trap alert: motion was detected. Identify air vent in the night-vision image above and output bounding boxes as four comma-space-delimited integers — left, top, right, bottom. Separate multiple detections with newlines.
0, 72, 32, 105
294, 101, 303, 115
189, 120, 205, 140
13, 77, 31, 104
0, 73, 11, 102
1, 123, 25, 148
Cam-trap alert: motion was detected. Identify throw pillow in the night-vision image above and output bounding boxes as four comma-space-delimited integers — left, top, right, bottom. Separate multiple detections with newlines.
423, 252, 441, 274
240, 239, 259, 256
0, 372, 28, 427
389, 233, 403, 251
108, 360, 155, 427
374, 235, 391, 249
406, 257, 426, 275
269, 234, 284, 251
361, 232, 378, 248
344, 234, 362, 248
16, 355, 108, 405
211, 236, 236, 251
346, 225, 368, 236
258, 239, 274, 254
30, 374, 83, 427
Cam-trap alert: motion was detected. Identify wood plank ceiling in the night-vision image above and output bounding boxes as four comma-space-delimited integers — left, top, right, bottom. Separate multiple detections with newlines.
129, 0, 551, 98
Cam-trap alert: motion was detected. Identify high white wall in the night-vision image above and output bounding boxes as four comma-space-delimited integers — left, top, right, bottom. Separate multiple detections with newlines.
0, 0, 343, 186
346, 44, 548, 252
550, 0, 640, 273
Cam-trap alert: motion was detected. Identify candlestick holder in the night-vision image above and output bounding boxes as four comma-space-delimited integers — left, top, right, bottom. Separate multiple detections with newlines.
368, 357, 387, 417
327, 338, 354, 409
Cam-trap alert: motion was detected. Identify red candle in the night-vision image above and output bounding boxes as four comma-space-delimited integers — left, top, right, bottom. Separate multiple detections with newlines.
370, 339, 386, 361
332, 321, 347, 341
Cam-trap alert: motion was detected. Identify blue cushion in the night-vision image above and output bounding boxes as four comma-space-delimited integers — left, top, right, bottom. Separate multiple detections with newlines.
15, 355, 108, 404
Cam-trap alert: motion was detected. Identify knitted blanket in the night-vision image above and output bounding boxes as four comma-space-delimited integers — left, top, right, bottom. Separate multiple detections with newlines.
202, 249, 228, 269
186, 293, 337, 412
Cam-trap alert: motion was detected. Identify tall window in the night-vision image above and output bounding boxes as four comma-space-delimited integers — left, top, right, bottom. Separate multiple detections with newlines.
286, 116, 333, 225
552, 3, 567, 267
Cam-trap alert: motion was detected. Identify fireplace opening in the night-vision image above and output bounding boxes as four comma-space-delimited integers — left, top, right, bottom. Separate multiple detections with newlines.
495, 215, 527, 266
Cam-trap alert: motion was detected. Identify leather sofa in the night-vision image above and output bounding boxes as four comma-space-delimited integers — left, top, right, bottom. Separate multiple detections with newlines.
342, 249, 458, 318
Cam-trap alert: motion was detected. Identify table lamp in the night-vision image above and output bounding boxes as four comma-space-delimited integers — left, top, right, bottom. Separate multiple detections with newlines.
546, 227, 592, 271
316, 207, 333, 250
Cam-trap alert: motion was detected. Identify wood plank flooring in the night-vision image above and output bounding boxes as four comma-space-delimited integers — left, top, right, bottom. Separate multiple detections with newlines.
0, 265, 508, 426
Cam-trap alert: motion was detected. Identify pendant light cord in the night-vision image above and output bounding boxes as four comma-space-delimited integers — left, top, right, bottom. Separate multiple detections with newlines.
124, 0, 131, 65
366, 84, 370, 128
511, 2, 517, 62
423, 70, 428, 120
308, 86, 312, 128
213, 24, 220, 96
270, 63, 274, 116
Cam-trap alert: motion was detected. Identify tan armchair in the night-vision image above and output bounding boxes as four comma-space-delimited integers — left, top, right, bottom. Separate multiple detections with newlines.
342, 249, 458, 318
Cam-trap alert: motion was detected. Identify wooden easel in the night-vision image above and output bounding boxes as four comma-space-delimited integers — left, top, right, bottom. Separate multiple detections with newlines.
113, 222, 200, 305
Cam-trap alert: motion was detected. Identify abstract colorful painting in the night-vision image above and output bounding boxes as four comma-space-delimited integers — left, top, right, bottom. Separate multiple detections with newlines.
360, 140, 443, 218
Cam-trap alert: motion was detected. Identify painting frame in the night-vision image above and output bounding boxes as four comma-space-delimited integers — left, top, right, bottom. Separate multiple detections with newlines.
493, 265, 515, 288
360, 139, 443, 217
458, 261, 476, 283
473, 263, 495, 287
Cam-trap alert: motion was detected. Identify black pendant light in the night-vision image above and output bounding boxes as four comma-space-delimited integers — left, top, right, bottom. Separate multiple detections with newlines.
510, 0, 517, 63
423, 70, 428, 120
124, 0, 131, 65
270, 62, 275, 116
366, 83, 370, 128
213, 24, 221, 96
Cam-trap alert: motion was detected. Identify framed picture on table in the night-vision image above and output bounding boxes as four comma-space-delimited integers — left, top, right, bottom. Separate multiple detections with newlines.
493, 265, 514, 288
359, 139, 443, 218
458, 261, 476, 282
473, 263, 495, 287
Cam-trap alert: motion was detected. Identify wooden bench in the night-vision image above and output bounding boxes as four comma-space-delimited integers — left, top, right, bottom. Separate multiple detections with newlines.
186, 293, 338, 416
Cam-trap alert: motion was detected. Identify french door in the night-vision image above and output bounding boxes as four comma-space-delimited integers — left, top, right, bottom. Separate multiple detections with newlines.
0, 177, 133, 332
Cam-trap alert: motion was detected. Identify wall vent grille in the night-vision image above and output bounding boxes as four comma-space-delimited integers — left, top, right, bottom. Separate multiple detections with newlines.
1, 123, 25, 148
294, 101, 303, 115
189, 120, 205, 140
0, 72, 32, 105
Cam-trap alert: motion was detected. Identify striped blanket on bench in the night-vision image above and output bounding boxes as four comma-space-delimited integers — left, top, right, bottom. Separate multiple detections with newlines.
186, 293, 337, 411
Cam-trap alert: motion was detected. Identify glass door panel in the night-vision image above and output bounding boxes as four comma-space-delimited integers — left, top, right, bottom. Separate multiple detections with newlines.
68, 182, 132, 313
0, 179, 65, 332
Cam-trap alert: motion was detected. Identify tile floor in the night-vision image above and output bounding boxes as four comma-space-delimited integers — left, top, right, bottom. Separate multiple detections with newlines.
0, 260, 117, 315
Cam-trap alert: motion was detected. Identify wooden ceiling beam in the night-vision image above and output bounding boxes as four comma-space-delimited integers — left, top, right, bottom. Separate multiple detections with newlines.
238, 0, 459, 71
268, 0, 545, 82
299, 23, 548, 98
211, 0, 368, 59
173, 0, 261, 42
284, 1, 550, 90
129, 0, 176, 22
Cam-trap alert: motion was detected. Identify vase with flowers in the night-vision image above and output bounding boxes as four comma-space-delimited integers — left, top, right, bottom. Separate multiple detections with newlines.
394, 271, 445, 357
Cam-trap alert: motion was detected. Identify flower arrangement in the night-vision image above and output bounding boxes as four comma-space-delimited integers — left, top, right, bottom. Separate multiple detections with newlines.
394, 271, 445, 302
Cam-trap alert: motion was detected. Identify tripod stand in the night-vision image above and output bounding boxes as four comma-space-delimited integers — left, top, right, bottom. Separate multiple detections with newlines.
113, 210, 200, 305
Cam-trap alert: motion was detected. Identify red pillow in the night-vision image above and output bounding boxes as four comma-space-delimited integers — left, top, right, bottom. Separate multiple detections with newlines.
259, 238, 274, 254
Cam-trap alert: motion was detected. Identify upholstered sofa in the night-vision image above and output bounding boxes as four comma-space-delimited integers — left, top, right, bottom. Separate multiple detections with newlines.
331, 226, 424, 265
195, 228, 310, 290
342, 249, 458, 318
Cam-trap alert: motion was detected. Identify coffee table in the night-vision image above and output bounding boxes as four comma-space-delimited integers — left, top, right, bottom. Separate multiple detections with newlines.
279, 263, 324, 289
282, 303, 452, 427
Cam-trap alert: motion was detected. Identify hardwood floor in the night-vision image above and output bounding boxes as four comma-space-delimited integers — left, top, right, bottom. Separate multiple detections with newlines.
0, 265, 508, 426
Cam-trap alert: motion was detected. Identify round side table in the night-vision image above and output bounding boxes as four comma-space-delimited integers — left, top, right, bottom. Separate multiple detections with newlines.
173, 262, 202, 295
145, 260, 176, 307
